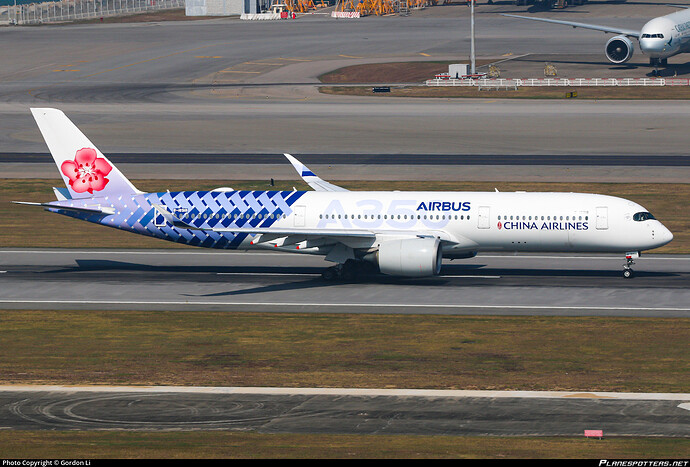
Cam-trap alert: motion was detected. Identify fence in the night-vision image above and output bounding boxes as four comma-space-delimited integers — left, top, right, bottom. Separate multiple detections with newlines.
1, 0, 185, 25
425, 77, 690, 87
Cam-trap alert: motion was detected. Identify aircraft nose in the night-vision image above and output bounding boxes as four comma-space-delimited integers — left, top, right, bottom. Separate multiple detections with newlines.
661, 225, 674, 244
656, 224, 674, 247
639, 38, 664, 56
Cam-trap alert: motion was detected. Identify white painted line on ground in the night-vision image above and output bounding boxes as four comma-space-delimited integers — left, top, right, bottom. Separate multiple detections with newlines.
1, 250, 687, 261
0, 385, 686, 401
0, 299, 687, 312
215, 273, 501, 278
217, 272, 318, 276
451, 275, 501, 279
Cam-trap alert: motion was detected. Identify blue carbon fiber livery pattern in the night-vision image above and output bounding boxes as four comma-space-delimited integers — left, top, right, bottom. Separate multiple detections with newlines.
53, 190, 306, 249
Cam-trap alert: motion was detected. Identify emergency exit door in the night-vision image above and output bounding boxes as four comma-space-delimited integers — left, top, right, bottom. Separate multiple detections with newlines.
478, 206, 491, 229
294, 205, 306, 227
596, 206, 608, 230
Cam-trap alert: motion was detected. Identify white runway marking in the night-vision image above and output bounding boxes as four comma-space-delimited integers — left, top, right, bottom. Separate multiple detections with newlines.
0, 385, 687, 401
0, 299, 687, 312
1, 250, 688, 261
216, 272, 318, 277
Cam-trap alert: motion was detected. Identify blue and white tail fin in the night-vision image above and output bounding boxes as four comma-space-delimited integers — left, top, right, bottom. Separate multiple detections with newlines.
31, 108, 141, 200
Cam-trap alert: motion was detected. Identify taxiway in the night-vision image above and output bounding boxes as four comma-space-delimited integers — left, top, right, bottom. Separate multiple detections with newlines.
1, 249, 688, 316
1, 386, 688, 436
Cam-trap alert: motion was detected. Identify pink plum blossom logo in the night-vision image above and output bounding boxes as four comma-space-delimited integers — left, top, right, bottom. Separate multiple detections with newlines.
60, 148, 112, 194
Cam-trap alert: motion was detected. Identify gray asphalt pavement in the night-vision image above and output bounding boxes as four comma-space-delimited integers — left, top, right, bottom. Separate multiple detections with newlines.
1, 1, 690, 166
1, 249, 688, 316
1, 386, 688, 435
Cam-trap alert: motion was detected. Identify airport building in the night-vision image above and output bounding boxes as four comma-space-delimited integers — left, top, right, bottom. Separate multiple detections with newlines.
185, 0, 271, 15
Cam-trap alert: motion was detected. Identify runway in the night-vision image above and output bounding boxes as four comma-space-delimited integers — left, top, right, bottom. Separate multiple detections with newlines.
1, 1, 690, 168
1, 249, 688, 316
1, 386, 688, 435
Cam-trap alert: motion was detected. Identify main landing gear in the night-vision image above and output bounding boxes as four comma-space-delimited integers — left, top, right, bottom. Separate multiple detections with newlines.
321, 259, 378, 282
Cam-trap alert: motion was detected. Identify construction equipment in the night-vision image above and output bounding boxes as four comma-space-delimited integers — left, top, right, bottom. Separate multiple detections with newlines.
544, 62, 558, 77
488, 64, 500, 78
334, 0, 432, 16
284, 0, 317, 13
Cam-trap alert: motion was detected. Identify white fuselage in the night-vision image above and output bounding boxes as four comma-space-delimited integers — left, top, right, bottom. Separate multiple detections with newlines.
237, 191, 672, 255
639, 9, 690, 59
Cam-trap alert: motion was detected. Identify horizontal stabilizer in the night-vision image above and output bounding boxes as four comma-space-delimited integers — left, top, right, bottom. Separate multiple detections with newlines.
12, 201, 115, 215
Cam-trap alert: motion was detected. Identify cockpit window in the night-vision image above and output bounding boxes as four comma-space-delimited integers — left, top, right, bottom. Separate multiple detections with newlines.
641, 33, 665, 38
633, 212, 656, 221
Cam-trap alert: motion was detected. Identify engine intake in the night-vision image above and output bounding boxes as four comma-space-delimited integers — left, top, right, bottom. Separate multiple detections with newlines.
605, 35, 634, 64
377, 237, 442, 277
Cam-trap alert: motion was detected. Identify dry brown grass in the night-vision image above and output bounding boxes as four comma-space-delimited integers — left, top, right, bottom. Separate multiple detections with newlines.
318, 61, 690, 99
320, 61, 482, 84
321, 84, 690, 99
1, 311, 687, 393
0, 431, 687, 459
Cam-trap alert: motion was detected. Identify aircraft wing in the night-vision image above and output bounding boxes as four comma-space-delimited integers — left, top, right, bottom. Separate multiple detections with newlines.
152, 204, 468, 247
501, 14, 641, 38
284, 153, 349, 192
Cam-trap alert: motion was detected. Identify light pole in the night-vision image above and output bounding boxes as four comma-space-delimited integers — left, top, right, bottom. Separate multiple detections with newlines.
470, 0, 476, 75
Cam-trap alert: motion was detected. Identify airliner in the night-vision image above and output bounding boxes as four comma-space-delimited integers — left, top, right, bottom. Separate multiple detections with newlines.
503, 7, 690, 71
16, 108, 673, 280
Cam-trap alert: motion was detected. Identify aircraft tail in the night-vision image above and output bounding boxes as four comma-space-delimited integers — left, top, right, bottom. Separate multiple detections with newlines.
31, 108, 141, 199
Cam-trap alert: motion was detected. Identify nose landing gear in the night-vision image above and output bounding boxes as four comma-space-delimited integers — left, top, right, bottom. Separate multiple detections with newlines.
623, 251, 639, 279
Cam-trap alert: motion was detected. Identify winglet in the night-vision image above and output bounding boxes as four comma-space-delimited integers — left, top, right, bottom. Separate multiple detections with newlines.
284, 153, 349, 192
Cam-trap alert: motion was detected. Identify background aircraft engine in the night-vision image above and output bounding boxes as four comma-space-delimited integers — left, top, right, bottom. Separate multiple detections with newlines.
605, 35, 634, 64
377, 237, 442, 277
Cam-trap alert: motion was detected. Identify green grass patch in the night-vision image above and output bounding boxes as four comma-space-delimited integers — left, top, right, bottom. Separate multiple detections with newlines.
1, 311, 687, 393
3, 179, 687, 253
0, 431, 687, 458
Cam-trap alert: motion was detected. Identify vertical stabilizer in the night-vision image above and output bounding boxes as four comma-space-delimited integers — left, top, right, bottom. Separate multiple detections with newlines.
31, 108, 141, 199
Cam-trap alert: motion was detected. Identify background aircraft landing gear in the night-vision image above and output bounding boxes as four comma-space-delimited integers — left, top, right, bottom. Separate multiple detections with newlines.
650, 58, 664, 76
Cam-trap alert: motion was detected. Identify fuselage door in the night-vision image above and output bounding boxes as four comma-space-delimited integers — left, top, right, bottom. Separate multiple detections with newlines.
294, 205, 306, 227
478, 206, 491, 229
596, 206, 608, 230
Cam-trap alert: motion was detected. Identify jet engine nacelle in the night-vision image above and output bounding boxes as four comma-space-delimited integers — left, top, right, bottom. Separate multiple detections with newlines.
605, 35, 634, 64
377, 237, 442, 277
